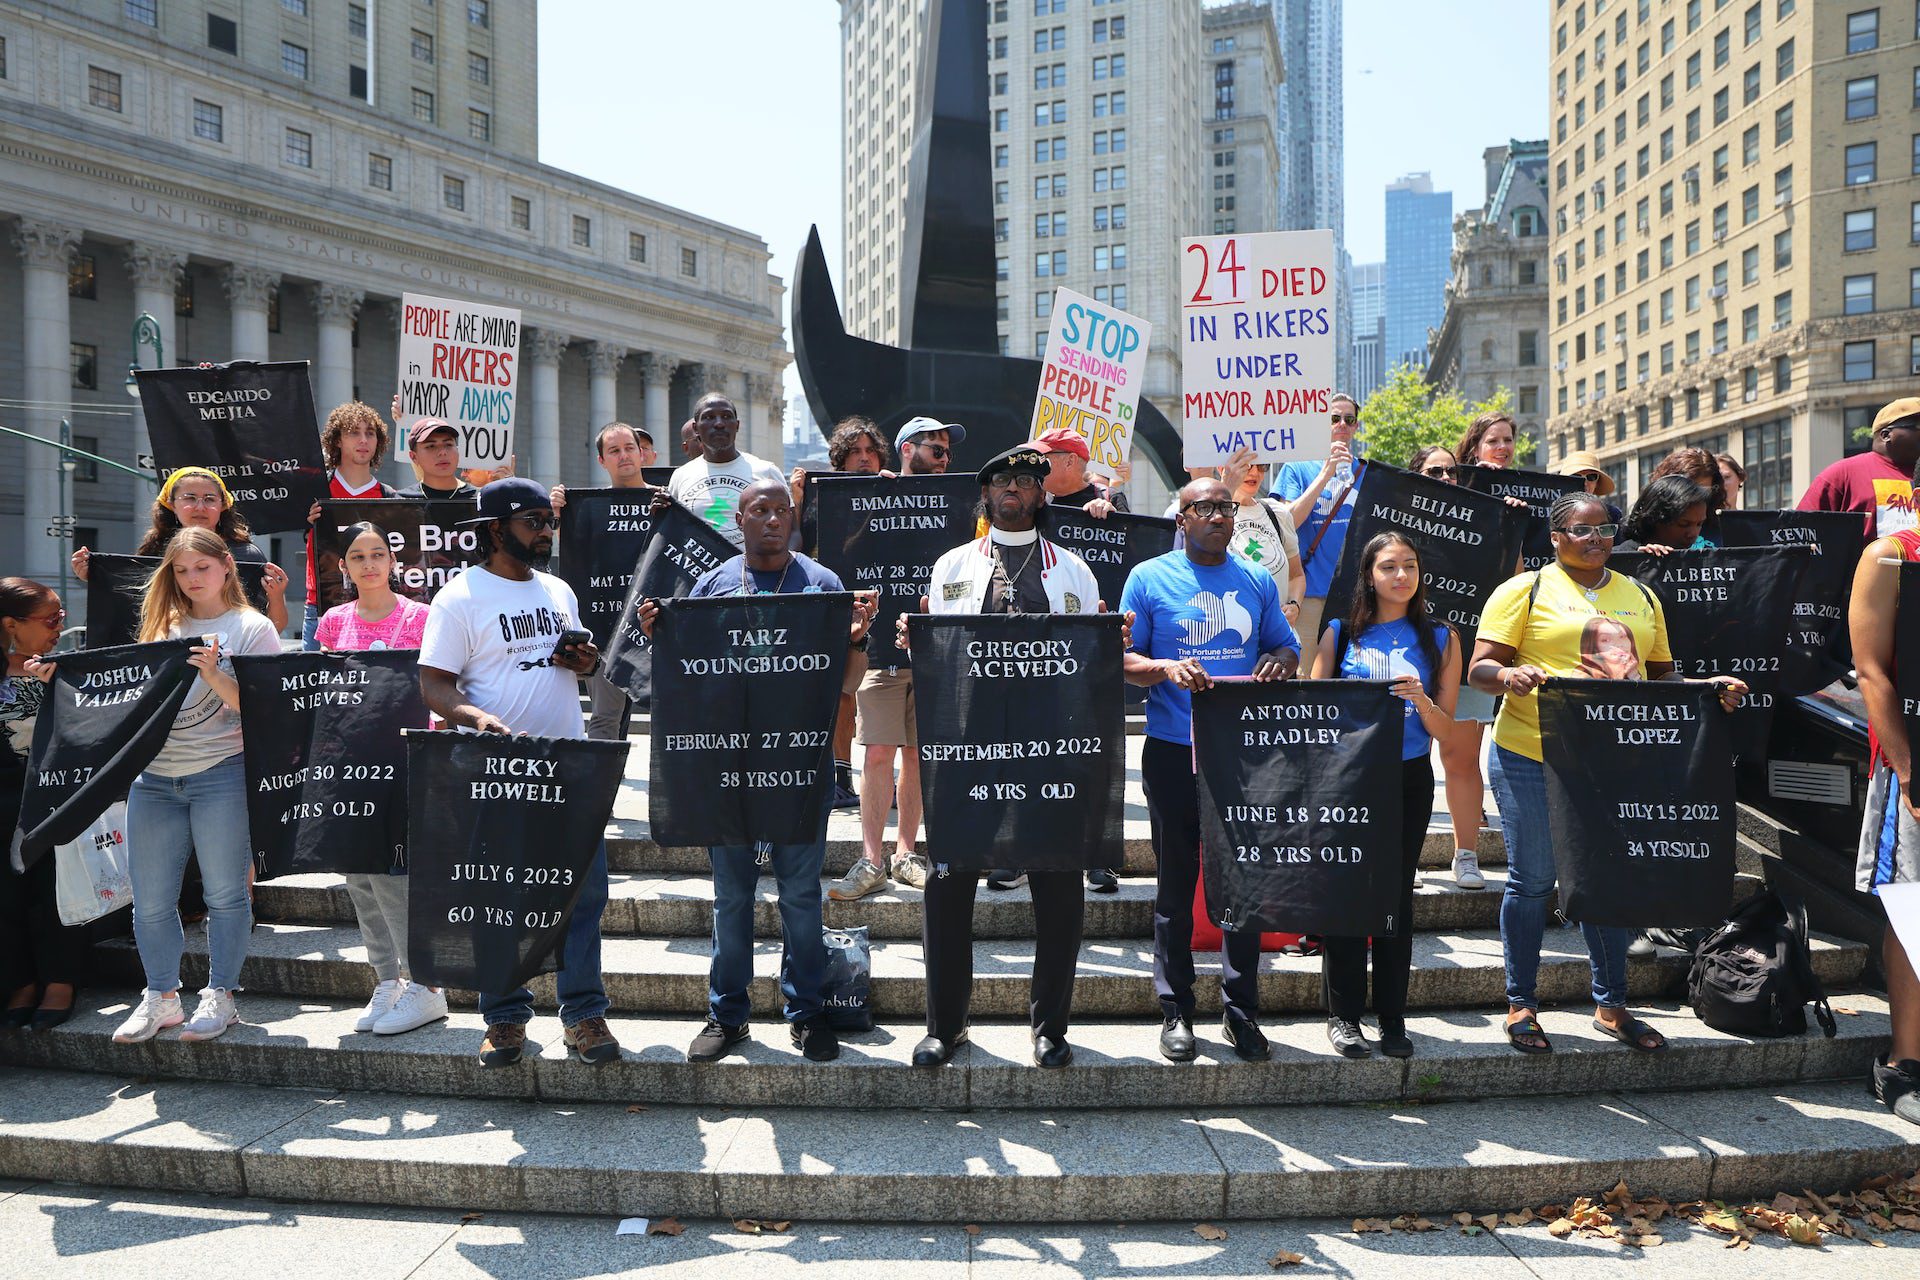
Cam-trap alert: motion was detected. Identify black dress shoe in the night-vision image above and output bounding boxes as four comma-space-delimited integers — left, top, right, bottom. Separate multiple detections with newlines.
1032, 1034, 1073, 1068
1326, 1017, 1371, 1059
911, 1029, 968, 1067
1085, 867, 1119, 894
1159, 1014, 1197, 1062
1377, 1027, 1414, 1059
1223, 1013, 1271, 1062
29, 1001, 77, 1033
2, 1007, 33, 1031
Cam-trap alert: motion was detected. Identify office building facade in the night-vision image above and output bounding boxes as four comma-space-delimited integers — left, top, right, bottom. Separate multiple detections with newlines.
1384, 171, 1453, 371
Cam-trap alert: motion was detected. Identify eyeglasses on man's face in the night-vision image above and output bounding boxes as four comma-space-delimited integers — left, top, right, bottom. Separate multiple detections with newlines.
1181, 499, 1236, 519
509, 513, 559, 532
1330, 412, 1359, 425
987, 472, 1039, 491
1420, 464, 1458, 480
1554, 522, 1618, 541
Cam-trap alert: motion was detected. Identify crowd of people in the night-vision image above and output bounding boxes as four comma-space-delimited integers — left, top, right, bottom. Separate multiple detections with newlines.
0, 387, 1914, 1128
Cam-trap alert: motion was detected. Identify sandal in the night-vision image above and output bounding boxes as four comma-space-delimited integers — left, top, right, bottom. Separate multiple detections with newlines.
1504, 1012, 1552, 1055
1591, 1015, 1667, 1053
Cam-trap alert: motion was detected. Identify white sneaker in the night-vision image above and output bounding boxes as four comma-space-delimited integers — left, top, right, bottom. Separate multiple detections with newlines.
1451, 850, 1487, 890
354, 978, 405, 1033
177, 988, 239, 1042
111, 990, 184, 1044
371, 983, 448, 1036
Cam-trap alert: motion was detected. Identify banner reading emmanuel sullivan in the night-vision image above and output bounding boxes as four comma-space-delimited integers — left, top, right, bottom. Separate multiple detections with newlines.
311, 499, 487, 612
553, 487, 658, 649
135, 362, 327, 534
1719, 509, 1866, 695
814, 474, 979, 670
601, 498, 736, 705
85, 554, 271, 650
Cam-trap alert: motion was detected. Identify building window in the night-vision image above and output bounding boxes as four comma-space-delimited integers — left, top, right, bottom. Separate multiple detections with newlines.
282, 0, 308, 13
442, 174, 465, 211
71, 435, 99, 484
368, 152, 392, 190
1846, 7, 1879, 52
469, 52, 490, 84
1034, 290, 1052, 318
628, 231, 647, 263
1847, 141, 1878, 184
70, 343, 97, 391
1776, 37, 1794, 80
1845, 208, 1876, 250
1846, 75, 1878, 118
468, 0, 489, 27
1774, 290, 1793, 326
510, 196, 531, 230
1774, 354, 1792, 392
412, 89, 434, 123
68, 254, 96, 300
0, 36, 7, 79
1775, 100, 1793, 143
87, 66, 122, 112
350, 65, 367, 99
124, 0, 157, 26
1744, 419, 1792, 508
192, 99, 223, 142
1912, 267, 1920, 309
1774, 228, 1792, 268
468, 109, 490, 141
411, 30, 434, 62
1843, 340, 1875, 381
281, 42, 308, 79
284, 127, 312, 168
174, 272, 194, 317
1845, 405, 1877, 453
1845, 273, 1876, 314
349, 5, 367, 38
572, 215, 592, 248
681, 247, 698, 277
207, 14, 237, 54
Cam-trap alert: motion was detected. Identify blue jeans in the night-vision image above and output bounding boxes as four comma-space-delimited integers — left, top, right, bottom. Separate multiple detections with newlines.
1489, 744, 1630, 1010
478, 841, 610, 1027
301, 602, 322, 651
128, 756, 253, 993
709, 840, 829, 1026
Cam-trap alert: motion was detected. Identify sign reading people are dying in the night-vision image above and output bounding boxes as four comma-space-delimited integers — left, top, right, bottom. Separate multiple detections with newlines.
135, 362, 328, 534
1178, 229, 1337, 469
1027, 287, 1153, 481
395, 292, 521, 472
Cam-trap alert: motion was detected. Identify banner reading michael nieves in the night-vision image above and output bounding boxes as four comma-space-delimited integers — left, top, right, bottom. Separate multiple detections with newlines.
135, 362, 327, 534
601, 497, 736, 706
648, 593, 852, 847
1539, 679, 1736, 929
85, 553, 272, 649
1456, 467, 1582, 572
1720, 509, 1867, 695
405, 731, 629, 995
311, 498, 486, 612
909, 613, 1124, 872
1192, 679, 1404, 937
553, 487, 658, 649
236, 650, 427, 879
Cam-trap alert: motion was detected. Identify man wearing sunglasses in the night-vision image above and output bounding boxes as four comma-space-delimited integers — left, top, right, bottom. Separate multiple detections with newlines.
666, 392, 786, 549
1800, 396, 1920, 541
1271, 393, 1367, 643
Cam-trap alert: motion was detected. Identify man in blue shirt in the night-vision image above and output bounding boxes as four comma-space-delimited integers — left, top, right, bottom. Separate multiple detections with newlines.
1120, 477, 1301, 1063
1269, 393, 1365, 644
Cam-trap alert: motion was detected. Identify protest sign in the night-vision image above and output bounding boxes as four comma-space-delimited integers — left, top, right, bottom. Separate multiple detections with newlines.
236, 651, 427, 879
909, 613, 1124, 872
10, 640, 196, 870
395, 292, 521, 472
311, 499, 487, 612
1321, 464, 1529, 659
648, 594, 851, 846
553, 488, 658, 649
1456, 467, 1583, 572
1028, 286, 1153, 480
1178, 229, 1337, 468
135, 362, 326, 534
1193, 679, 1404, 937
813, 474, 980, 670
601, 498, 736, 704
1899, 560, 1920, 762
405, 731, 628, 995
1043, 507, 1177, 616
85, 554, 272, 650
1539, 679, 1737, 928
1719, 509, 1867, 695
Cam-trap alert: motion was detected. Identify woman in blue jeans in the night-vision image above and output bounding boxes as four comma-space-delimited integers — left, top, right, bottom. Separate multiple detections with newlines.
112, 528, 282, 1045
1469, 494, 1745, 1055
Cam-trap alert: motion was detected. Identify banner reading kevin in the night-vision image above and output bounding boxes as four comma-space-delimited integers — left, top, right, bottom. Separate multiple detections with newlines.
395, 292, 521, 472
1720, 509, 1867, 695
1027, 287, 1152, 481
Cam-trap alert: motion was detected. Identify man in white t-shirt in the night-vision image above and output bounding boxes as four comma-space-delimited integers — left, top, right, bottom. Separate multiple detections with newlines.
418, 477, 618, 1070
666, 392, 785, 548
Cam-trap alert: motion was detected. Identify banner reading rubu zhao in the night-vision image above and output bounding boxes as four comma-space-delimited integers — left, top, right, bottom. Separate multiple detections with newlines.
134, 362, 327, 535
395, 292, 521, 472
553, 487, 659, 649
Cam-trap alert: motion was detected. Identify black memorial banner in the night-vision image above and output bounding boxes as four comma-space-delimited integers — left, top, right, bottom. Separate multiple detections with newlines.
1719, 509, 1866, 695
236, 651, 428, 879
553, 488, 658, 649
405, 731, 629, 994
1457, 467, 1583, 572
642, 466, 678, 489
1539, 679, 1736, 928
85, 553, 272, 649
601, 497, 736, 705
1192, 679, 1405, 937
909, 613, 1124, 871
1899, 562, 1920, 763
648, 593, 852, 846
1614, 546, 1807, 750
1045, 507, 1177, 615
794, 470, 840, 556
10, 640, 196, 869
814, 474, 980, 669
311, 499, 487, 612
1322, 463, 1528, 659
135, 362, 327, 534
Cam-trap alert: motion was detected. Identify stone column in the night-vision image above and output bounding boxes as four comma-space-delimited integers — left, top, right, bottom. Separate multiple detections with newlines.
123, 242, 186, 471
14, 219, 80, 580
310, 285, 364, 418
639, 352, 677, 451
525, 328, 571, 485
586, 341, 627, 437
760, 374, 788, 463
222, 265, 279, 363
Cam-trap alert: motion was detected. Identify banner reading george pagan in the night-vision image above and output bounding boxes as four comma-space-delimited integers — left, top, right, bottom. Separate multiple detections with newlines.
1193, 679, 1404, 937
1719, 509, 1867, 695
405, 731, 629, 995
1539, 679, 1737, 928
601, 496, 736, 704
10, 640, 197, 871
1457, 466, 1583, 572
814, 473, 980, 669
236, 651, 427, 879
552, 487, 658, 649
648, 594, 852, 846
311, 498, 488, 611
1044, 507, 1177, 615
135, 362, 328, 534
909, 613, 1124, 872
85, 554, 273, 650
1614, 545, 1807, 750
1321, 464, 1528, 658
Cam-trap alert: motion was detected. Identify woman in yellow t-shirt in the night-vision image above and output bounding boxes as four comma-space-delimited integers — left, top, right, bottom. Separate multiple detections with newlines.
1469, 493, 1746, 1056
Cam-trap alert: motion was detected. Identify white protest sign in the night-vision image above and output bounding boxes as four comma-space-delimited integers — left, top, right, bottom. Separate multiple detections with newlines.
1027, 287, 1152, 481
396, 292, 521, 471
1178, 229, 1337, 468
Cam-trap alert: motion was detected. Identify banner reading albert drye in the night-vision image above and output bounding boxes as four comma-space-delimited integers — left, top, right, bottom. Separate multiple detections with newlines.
135, 362, 327, 534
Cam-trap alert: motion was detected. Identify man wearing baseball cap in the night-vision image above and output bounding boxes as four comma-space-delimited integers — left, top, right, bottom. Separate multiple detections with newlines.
398, 418, 480, 502
895, 415, 965, 476
1801, 397, 1920, 539
1035, 426, 1129, 517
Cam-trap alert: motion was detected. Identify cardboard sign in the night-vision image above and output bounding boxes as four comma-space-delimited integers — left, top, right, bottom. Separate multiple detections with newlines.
1027, 287, 1153, 480
135, 362, 327, 534
395, 292, 521, 471
311, 498, 488, 612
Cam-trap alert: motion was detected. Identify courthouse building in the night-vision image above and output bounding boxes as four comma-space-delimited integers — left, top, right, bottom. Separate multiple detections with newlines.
0, 0, 789, 585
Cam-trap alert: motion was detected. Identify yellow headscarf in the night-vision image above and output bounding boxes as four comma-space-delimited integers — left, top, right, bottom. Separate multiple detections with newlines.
158, 466, 234, 510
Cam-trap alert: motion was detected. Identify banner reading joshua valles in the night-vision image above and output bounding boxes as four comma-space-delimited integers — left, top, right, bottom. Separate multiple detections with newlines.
85, 553, 272, 650
405, 731, 628, 995
553, 487, 659, 649
648, 594, 852, 847
135, 362, 327, 535
813, 474, 980, 670
1539, 679, 1736, 929
1028, 286, 1153, 480
601, 498, 736, 705
1456, 467, 1583, 572
1193, 679, 1404, 937
236, 650, 427, 879
909, 613, 1125, 872
1719, 509, 1867, 695
395, 292, 521, 473
311, 499, 486, 612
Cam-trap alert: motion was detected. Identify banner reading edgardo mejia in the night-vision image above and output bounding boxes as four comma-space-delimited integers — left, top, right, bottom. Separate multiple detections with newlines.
1178, 228, 1336, 469
1027, 287, 1152, 481
395, 292, 520, 473
135, 362, 327, 535
909, 614, 1125, 872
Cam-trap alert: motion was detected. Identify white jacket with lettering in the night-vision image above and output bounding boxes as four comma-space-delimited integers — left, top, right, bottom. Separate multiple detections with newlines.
925, 531, 1102, 616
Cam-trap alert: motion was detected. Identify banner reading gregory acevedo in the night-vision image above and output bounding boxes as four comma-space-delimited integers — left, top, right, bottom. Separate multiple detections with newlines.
310, 498, 486, 612
134, 362, 328, 535
812, 473, 980, 670
553, 487, 659, 649
84, 554, 273, 650
908, 613, 1125, 872
1538, 679, 1737, 929
405, 731, 629, 995
236, 650, 427, 879
601, 497, 736, 706
1719, 509, 1867, 696
1192, 679, 1404, 937
648, 593, 852, 847
1456, 466, 1583, 572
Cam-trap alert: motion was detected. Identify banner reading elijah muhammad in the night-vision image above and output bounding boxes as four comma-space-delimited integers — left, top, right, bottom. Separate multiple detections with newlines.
813, 474, 980, 670
135, 362, 327, 535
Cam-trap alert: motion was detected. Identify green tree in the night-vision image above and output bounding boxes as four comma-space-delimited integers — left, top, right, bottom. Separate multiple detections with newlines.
1355, 365, 1532, 470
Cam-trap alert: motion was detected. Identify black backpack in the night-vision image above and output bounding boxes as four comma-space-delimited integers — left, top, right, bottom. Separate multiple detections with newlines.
1686, 888, 1836, 1038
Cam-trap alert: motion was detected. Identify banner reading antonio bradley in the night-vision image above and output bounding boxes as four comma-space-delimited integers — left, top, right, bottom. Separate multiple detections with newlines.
1457, 467, 1583, 573
1720, 509, 1867, 695
601, 497, 735, 705
311, 499, 487, 612
395, 292, 520, 473
11, 640, 196, 871
649, 593, 852, 847
1539, 680, 1737, 929
909, 613, 1124, 872
813, 473, 980, 670
1193, 680, 1404, 937
135, 362, 326, 534
236, 651, 427, 879
553, 487, 659, 649
1028, 287, 1153, 481
405, 731, 628, 996
86, 554, 272, 650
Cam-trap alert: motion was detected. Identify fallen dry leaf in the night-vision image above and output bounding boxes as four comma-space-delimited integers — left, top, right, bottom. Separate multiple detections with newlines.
1605, 1179, 1632, 1207
1502, 1210, 1533, 1227
1834, 1007, 1860, 1016
1268, 1249, 1305, 1268
1865, 1211, 1894, 1231
733, 1220, 762, 1235
460, 1212, 484, 1223
964, 1224, 981, 1236
1351, 1218, 1390, 1234
1547, 1218, 1575, 1238
1475, 1214, 1500, 1232
1625, 1233, 1663, 1248
1194, 1223, 1229, 1242
648, 1218, 685, 1237
1783, 1215, 1822, 1246
1893, 1212, 1920, 1231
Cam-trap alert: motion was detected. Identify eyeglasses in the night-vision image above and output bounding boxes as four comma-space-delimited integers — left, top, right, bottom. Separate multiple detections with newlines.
914, 443, 952, 460
1181, 499, 1236, 519
26, 608, 64, 626
987, 472, 1039, 491
1554, 522, 1619, 540
509, 513, 559, 531
170, 492, 224, 507
1331, 413, 1359, 425
1420, 465, 1459, 480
